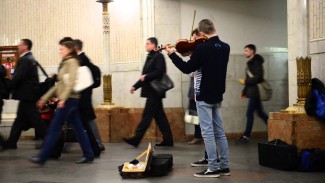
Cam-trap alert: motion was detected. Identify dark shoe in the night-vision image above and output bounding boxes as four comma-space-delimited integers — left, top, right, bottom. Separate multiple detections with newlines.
29, 157, 45, 165
123, 137, 139, 148
191, 158, 209, 167
3, 143, 17, 150
0, 136, 5, 150
216, 168, 231, 176
99, 145, 105, 152
35, 140, 43, 149
236, 136, 250, 144
75, 157, 94, 164
155, 141, 174, 147
194, 169, 220, 178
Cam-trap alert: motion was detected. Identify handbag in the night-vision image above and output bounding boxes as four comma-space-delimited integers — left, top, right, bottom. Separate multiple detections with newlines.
184, 110, 199, 125
36, 61, 56, 98
247, 70, 272, 101
150, 74, 174, 96
63, 66, 94, 93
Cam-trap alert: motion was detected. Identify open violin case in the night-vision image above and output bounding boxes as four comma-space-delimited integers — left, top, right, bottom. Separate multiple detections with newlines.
118, 143, 173, 179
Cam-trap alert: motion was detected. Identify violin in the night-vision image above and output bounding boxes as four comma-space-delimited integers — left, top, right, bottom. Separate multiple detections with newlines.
154, 10, 206, 56
154, 36, 207, 55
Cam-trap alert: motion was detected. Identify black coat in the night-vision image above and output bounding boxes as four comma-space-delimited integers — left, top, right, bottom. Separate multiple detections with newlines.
169, 36, 230, 104
242, 54, 265, 98
78, 52, 96, 121
12, 52, 40, 102
133, 51, 167, 98
0, 65, 7, 98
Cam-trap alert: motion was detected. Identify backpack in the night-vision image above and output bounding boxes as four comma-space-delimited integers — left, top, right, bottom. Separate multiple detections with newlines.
314, 89, 325, 119
305, 78, 325, 119
88, 63, 101, 88
298, 149, 325, 172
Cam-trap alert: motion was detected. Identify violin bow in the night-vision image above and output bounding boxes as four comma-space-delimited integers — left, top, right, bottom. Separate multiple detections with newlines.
190, 10, 197, 41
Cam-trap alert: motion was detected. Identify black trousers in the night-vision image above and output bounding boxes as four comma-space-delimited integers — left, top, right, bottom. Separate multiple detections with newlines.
0, 97, 4, 147
134, 97, 173, 143
6, 101, 47, 147
244, 97, 268, 137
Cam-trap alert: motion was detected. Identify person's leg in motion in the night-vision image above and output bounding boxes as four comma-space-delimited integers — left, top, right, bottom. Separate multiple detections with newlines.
80, 117, 101, 158
31, 103, 70, 164
26, 101, 47, 149
154, 98, 173, 146
256, 98, 268, 124
0, 98, 5, 149
88, 119, 105, 150
124, 97, 157, 147
5, 101, 26, 149
237, 98, 256, 144
69, 103, 94, 163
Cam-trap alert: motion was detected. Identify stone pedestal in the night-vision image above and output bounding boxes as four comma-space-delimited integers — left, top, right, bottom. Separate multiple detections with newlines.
94, 107, 186, 143
268, 112, 325, 151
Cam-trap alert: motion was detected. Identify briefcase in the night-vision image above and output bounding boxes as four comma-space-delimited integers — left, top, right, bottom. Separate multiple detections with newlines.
258, 139, 298, 171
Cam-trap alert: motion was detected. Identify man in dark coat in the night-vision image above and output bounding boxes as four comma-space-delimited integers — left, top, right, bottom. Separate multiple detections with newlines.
237, 44, 268, 144
123, 37, 174, 147
4, 39, 47, 149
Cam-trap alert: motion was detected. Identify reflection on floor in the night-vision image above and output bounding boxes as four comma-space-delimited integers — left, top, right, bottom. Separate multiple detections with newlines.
0, 139, 324, 183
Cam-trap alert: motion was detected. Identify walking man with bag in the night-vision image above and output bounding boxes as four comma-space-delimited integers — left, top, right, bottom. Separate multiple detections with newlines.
123, 37, 174, 148
4, 39, 47, 149
237, 44, 269, 144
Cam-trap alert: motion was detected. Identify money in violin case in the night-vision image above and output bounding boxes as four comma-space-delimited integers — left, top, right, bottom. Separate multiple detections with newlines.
118, 143, 153, 179
150, 154, 173, 177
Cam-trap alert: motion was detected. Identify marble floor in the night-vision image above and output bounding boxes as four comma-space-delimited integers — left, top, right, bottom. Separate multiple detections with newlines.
0, 139, 324, 183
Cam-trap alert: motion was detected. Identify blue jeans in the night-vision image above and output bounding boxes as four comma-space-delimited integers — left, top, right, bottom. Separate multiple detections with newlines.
38, 99, 94, 162
244, 97, 268, 137
196, 101, 229, 171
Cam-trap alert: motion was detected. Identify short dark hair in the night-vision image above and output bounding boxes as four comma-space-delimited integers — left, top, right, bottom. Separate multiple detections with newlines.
198, 19, 216, 35
74, 39, 83, 51
192, 28, 200, 36
147, 37, 158, 47
59, 37, 74, 44
244, 44, 256, 53
21, 39, 33, 50
59, 37, 77, 57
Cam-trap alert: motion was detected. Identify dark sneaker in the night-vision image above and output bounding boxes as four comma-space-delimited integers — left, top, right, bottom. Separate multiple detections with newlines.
216, 168, 231, 176
191, 158, 208, 167
194, 169, 220, 178
236, 136, 250, 144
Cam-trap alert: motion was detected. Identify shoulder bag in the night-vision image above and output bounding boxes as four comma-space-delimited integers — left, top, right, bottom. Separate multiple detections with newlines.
247, 69, 272, 101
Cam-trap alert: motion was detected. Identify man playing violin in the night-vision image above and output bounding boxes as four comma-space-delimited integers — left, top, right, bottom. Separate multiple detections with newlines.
164, 19, 230, 178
